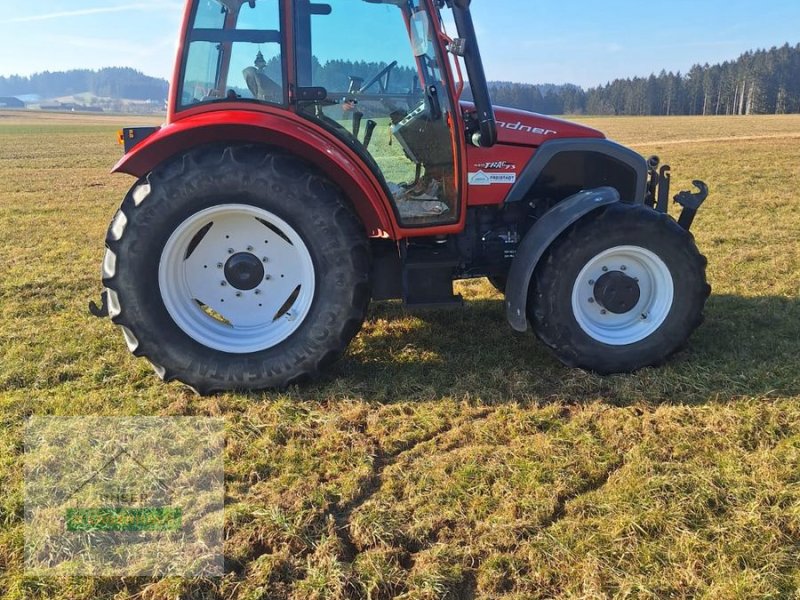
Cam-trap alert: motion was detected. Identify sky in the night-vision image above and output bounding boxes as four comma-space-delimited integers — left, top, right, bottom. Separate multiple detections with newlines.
0, 0, 798, 88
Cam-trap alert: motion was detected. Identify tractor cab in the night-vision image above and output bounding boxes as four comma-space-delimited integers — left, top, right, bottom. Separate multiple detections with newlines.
176, 0, 486, 227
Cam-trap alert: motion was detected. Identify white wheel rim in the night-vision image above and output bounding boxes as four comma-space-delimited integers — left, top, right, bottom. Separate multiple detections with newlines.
159, 204, 315, 354
571, 245, 674, 346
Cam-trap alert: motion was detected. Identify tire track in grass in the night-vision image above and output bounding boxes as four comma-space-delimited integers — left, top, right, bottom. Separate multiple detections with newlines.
538, 457, 627, 532
454, 443, 627, 598
360, 405, 597, 597
332, 408, 495, 564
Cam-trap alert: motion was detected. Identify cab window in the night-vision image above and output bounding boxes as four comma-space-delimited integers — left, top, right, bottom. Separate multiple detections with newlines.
179, 0, 284, 109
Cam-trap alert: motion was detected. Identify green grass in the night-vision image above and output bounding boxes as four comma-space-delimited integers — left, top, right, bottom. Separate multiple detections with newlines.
1, 111, 800, 599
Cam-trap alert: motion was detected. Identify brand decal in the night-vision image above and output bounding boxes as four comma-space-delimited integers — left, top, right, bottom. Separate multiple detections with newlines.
473, 161, 516, 171
496, 120, 558, 136
468, 170, 517, 186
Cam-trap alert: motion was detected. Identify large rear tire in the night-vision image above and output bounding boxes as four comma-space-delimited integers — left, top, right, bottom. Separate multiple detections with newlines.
529, 203, 710, 374
102, 145, 371, 394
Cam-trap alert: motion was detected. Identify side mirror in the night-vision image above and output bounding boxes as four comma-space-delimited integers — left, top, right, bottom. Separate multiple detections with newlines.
410, 11, 430, 57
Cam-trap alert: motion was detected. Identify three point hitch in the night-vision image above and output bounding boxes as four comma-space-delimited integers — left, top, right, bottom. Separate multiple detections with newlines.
646, 156, 709, 231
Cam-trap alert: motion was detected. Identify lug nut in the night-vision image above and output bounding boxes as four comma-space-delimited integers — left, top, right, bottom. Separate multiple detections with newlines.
621, 265, 627, 271
220, 281, 227, 287
228, 248, 235, 254
589, 279, 595, 286
247, 246, 254, 252
588, 298, 595, 304
217, 262, 223, 269
262, 257, 268, 263
264, 274, 271, 281
235, 292, 242, 298
254, 289, 261, 295
600, 309, 607, 315
602, 266, 609, 272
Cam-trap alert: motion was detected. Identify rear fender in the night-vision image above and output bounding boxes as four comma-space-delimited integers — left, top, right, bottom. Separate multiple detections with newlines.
505, 187, 621, 332
112, 110, 396, 237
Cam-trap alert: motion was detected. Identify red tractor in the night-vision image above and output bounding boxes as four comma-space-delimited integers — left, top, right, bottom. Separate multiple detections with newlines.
93, 0, 710, 394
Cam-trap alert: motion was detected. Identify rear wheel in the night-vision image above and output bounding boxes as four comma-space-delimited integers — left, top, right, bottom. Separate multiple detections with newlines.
529, 203, 710, 374
103, 145, 370, 394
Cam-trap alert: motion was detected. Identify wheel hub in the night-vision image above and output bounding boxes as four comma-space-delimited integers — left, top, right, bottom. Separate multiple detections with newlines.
571, 246, 675, 346
159, 204, 315, 354
224, 252, 265, 291
593, 271, 641, 314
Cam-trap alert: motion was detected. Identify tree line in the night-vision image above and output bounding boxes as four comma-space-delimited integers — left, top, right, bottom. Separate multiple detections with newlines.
304, 57, 418, 94
0, 67, 168, 101
468, 43, 800, 116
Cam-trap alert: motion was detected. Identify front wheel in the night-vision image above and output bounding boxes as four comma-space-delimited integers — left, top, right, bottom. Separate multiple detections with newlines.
103, 145, 371, 394
529, 203, 710, 374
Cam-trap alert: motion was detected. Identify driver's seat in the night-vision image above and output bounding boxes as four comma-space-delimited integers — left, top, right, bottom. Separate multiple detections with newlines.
243, 67, 282, 103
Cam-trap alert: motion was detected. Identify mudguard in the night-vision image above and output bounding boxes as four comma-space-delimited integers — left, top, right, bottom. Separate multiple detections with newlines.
505, 187, 621, 332
111, 109, 396, 238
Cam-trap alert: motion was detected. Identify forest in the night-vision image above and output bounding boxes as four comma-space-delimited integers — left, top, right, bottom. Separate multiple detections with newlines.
475, 44, 800, 116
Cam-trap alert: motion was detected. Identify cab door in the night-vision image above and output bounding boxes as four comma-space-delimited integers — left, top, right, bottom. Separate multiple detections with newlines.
293, 0, 460, 228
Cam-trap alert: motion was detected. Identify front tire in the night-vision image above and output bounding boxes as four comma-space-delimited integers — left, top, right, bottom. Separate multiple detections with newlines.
529, 203, 710, 374
103, 145, 370, 394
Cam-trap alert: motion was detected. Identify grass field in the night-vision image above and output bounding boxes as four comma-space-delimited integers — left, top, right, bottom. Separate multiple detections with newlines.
1, 110, 800, 599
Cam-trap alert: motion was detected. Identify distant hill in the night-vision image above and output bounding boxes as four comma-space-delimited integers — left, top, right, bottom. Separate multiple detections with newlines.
0, 67, 168, 102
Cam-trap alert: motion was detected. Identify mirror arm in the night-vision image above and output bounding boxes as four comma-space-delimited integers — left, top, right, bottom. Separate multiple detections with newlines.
451, 5, 496, 147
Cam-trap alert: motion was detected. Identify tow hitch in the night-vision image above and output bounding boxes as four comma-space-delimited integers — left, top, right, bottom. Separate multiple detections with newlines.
646, 156, 709, 231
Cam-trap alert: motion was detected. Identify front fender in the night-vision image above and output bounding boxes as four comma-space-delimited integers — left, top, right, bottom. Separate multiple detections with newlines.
112, 109, 396, 238
505, 187, 621, 332
504, 138, 648, 206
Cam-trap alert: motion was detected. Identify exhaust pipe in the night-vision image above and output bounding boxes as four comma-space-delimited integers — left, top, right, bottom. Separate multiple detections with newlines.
451, 1, 497, 147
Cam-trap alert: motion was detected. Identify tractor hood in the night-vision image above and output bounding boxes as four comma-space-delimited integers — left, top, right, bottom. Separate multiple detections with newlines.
466, 104, 605, 146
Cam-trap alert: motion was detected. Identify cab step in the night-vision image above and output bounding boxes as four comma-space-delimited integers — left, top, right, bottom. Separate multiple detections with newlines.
402, 247, 462, 308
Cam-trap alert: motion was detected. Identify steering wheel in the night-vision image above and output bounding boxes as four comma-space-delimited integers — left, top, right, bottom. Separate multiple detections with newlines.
357, 61, 398, 94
